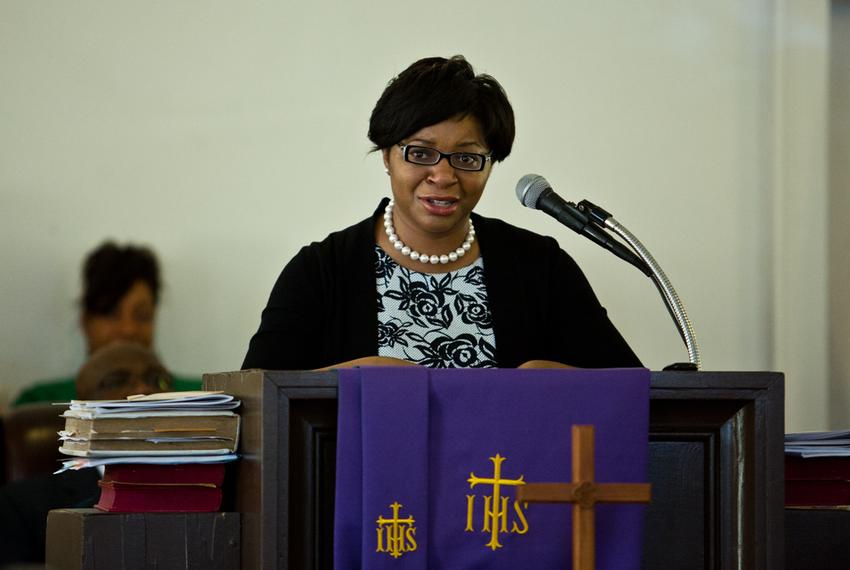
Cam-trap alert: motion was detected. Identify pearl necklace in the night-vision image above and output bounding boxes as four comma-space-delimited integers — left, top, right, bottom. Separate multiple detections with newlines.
383, 200, 475, 265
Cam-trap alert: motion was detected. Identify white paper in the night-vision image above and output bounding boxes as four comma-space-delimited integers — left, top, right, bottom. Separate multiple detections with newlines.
54, 453, 239, 474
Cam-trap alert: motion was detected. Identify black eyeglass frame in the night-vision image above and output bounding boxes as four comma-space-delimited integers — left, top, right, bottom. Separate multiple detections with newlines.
397, 144, 492, 172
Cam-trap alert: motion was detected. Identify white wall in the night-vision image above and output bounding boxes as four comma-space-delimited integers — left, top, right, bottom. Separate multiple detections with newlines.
0, 1, 834, 430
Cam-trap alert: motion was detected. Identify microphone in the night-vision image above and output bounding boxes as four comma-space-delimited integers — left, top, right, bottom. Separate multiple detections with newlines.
516, 174, 701, 369
515, 174, 650, 275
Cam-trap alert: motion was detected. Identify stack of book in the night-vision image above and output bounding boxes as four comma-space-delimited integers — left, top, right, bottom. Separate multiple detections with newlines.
57, 391, 240, 512
785, 430, 850, 507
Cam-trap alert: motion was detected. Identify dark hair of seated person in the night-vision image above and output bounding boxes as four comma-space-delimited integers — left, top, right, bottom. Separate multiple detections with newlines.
82, 241, 161, 315
367, 55, 515, 162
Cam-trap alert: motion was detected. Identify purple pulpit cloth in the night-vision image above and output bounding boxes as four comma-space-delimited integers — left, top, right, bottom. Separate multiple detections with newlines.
334, 367, 650, 569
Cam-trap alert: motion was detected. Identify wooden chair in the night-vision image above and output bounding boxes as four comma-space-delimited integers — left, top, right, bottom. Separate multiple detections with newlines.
2, 403, 66, 482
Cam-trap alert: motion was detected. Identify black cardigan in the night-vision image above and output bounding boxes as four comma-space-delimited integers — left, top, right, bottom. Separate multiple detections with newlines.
242, 199, 641, 370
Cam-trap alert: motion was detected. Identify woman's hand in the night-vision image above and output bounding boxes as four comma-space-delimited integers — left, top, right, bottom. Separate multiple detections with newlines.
314, 356, 418, 371
517, 359, 575, 369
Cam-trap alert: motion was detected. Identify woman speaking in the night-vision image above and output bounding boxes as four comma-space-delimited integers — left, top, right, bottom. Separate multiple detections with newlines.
242, 56, 640, 371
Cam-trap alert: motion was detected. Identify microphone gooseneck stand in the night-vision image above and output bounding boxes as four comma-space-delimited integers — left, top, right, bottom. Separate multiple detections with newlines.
577, 200, 701, 371
514, 173, 700, 370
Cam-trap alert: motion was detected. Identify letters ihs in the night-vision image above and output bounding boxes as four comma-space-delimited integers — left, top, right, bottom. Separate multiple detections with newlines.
376, 502, 417, 558
466, 453, 529, 550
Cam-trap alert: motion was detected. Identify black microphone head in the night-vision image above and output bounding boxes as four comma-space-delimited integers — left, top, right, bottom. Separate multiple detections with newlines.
515, 174, 551, 209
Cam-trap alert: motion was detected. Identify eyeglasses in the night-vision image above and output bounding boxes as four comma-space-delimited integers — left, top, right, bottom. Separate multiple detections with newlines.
398, 144, 492, 172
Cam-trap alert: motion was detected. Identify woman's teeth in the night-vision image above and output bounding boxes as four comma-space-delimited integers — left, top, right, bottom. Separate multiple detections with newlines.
429, 199, 454, 206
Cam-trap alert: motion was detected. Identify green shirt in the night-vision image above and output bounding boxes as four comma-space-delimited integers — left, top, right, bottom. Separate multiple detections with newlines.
12, 374, 203, 407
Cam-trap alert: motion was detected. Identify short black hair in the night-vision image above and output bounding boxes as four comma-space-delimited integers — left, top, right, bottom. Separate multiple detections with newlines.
81, 241, 160, 315
368, 55, 515, 162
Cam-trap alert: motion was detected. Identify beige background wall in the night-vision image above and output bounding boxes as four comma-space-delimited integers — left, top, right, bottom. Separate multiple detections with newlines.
0, 1, 841, 431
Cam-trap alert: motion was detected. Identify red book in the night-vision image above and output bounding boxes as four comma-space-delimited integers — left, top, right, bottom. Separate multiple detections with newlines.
786, 480, 850, 506
785, 456, 850, 506
786, 456, 850, 480
95, 480, 223, 512
102, 463, 226, 486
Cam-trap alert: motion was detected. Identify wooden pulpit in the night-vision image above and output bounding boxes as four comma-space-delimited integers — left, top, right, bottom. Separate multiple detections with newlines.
204, 369, 784, 569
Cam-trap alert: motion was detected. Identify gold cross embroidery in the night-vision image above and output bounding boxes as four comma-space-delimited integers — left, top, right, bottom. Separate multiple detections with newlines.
467, 453, 526, 550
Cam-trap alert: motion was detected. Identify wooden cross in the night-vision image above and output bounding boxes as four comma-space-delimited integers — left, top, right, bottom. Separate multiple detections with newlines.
515, 425, 651, 570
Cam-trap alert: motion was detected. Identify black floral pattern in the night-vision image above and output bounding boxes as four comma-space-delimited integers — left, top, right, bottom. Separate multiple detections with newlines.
375, 251, 398, 286
375, 247, 496, 368
377, 319, 411, 348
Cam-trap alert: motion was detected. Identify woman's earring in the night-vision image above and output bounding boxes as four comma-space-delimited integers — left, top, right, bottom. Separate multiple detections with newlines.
384, 168, 390, 176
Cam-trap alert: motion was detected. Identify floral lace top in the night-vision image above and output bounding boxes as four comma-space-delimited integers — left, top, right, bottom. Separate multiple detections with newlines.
375, 246, 497, 368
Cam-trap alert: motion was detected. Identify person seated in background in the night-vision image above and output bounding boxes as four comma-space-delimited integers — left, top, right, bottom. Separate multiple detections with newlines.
0, 341, 173, 566
13, 240, 199, 406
